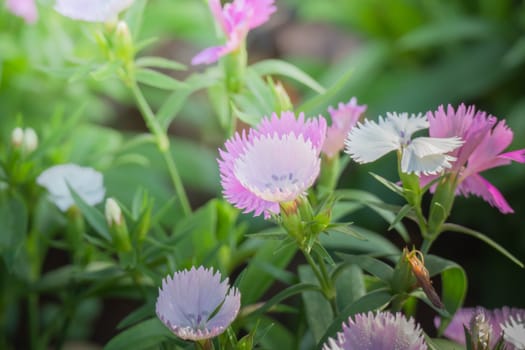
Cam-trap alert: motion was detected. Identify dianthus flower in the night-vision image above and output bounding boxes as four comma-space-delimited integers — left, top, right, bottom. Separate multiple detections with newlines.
322, 97, 366, 158
323, 311, 428, 350
54, 0, 133, 22
218, 111, 326, 217
425, 104, 525, 213
345, 112, 463, 175
6, 0, 37, 23
192, 0, 276, 65
156, 266, 241, 341
437, 306, 525, 350
37, 164, 105, 212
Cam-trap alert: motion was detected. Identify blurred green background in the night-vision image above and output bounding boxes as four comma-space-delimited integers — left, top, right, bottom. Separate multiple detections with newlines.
1, 0, 524, 339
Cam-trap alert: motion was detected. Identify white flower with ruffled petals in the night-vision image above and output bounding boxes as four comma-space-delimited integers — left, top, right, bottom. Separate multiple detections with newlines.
54, 0, 133, 22
502, 315, 525, 349
37, 164, 105, 212
345, 112, 463, 175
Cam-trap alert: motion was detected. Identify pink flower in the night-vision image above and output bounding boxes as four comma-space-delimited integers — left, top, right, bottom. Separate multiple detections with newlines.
218, 111, 327, 217
323, 311, 427, 350
6, 0, 37, 23
436, 306, 525, 350
322, 97, 367, 158
192, 0, 276, 65
426, 104, 525, 213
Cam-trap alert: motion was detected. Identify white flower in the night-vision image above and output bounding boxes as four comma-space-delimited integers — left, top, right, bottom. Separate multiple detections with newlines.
502, 315, 525, 349
11, 127, 24, 147
345, 112, 463, 175
23, 128, 38, 153
37, 164, 105, 212
54, 0, 133, 23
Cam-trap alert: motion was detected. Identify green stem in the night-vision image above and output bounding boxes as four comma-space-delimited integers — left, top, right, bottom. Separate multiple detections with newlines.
420, 238, 433, 254
129, 81, 191, 217
302, 250, 338, 315
28, 293, 39, 350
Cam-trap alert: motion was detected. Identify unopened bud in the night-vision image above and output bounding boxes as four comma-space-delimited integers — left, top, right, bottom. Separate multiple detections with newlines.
11, 127, 24, 147
272, 80, 293, 112
105, 197, 122, 227
115, 20, 134, 62
469, 309, 491, 350
23, 128, 38, 153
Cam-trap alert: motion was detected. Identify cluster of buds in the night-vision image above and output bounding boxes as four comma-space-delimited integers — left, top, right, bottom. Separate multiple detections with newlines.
11, 127, 38, 154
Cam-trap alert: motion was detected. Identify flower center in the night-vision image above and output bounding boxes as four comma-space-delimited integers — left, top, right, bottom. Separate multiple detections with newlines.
233, 133, 320, 202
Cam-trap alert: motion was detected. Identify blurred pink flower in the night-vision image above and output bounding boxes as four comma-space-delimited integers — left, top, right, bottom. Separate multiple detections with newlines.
6, 0, 37, 23
322, 97, 367, 158
425, 104, 525, 213
54, 0, 133, 22
156, 266, 240, 341
436, 306, 525, 350
323, 311, 427, 350
192, 0, 276, 65
218, 111, 326, 217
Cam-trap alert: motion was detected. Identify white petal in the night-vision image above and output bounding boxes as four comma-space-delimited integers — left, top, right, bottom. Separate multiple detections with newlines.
401, 146, 458, 176
345, 118, 400, 163
54, 0, 133, 22
409, 137, 463, 158
386, 112, 428, 139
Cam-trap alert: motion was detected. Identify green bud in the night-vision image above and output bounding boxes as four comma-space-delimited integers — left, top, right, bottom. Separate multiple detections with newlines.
427, 174, 457, 238
269, 79, 293, 113
317, 154, 340, 197
105, 198, 132, 252
223, 43, 247, 93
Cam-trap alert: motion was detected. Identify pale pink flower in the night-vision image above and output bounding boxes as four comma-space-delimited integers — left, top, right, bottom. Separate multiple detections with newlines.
323, 311, 427, 350
192, 0, 276, 65
156, 267, 240, 341
322, 97, 367, 158
218, 111, 326, 217
426, 104, 525, 213
6, 0, 37, 23
436, 306, 525, 350
54, 0, 133, 23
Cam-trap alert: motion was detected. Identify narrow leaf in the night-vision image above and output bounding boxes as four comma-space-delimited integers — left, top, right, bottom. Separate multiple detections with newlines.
135, 56, 186, 71
135, 68, 186, 90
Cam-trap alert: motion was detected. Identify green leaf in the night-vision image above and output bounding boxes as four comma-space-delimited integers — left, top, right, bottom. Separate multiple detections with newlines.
124, 0, 147, 40
0, 190, 28, 271
334, 264, 366, 309
426, 337, 464, 350
298, 66, 353, 114
69, 187, 111, 242
316, 290, 392, 349
441, 223, 524, 268
135, 56, 186, 71
135, 68, 186, 90
299, 265, 333, 343
90, 62, 119, 81
425, 255, 468, 333
336, 253, 394, 282
243, 282, 320, 320
387, 204, 413, 231
250, 59, 325, 94
105, 318, 183, 350
320, 227, 400, 256
157, 69, 220, 128
237, 239, 297, 304
368, 172, 405, 197
117, 301, 155, 330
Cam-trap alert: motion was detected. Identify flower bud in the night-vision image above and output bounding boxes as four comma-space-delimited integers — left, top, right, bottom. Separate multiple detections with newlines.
11, 127, 24, 148
469, 309, 491, 350
105, 197, 132, 252
23, 128, 38, 153
271, 80, 293, 112
105, 197, 122, 227
115, 20, 134, 63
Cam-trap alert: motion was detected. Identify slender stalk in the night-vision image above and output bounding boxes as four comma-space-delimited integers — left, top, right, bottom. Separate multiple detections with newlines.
28, 293, 39, 350
129, 81, 191, 217
420, 238, 433, 254
302, 250, 338, 315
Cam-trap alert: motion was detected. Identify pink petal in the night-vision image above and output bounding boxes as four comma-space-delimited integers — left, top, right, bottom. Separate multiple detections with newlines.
458, 174, 514, 214
6, 0, 38, 23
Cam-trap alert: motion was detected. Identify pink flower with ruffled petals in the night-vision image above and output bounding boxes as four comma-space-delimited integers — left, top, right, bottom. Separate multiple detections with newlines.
436, 306, 525, 350
218, 111, 327, 217
322, 97, 367, 158
6, 0, 38, 23
192, 0, 276, 65
426, 104, 525, 213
